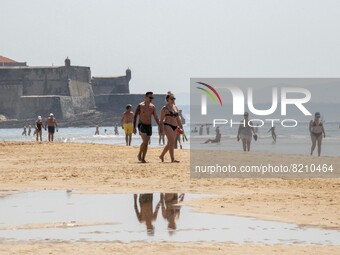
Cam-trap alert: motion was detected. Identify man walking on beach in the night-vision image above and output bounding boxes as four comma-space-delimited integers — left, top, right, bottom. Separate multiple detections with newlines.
133, 92, 161, 163
45, 113, 58, 142
121, 104, 134, 146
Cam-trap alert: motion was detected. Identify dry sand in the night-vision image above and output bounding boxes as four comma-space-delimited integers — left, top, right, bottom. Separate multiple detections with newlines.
0, 141, 339, 254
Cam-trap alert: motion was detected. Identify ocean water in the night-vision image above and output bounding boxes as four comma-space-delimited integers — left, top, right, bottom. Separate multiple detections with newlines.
0, 126, 190, 149
1, 122, 339, 156
191, 122, 340, 157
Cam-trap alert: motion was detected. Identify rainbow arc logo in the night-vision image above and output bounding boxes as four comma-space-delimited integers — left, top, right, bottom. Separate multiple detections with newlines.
196, 82, 223, 115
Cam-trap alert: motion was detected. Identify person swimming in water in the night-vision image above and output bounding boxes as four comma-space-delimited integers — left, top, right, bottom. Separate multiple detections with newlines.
309, 112, 326, 156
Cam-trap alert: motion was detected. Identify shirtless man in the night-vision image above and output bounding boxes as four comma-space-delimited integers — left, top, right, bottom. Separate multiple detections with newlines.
45, 113, 58, 142
121, 104, 134, 146
133, 92, 161, 163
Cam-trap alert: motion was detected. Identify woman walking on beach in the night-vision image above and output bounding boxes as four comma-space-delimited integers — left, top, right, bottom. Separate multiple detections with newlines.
237, 112, 256, 152
159, 93, 183, 163
35, 116, 44, 142
309, 112, 326, 156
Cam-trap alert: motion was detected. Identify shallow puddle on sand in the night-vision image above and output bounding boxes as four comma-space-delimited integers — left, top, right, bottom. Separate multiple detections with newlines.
0, 191, 339, 244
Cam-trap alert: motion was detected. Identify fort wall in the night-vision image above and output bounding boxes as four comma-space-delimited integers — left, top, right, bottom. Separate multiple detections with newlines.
0, 65, 94, 119
95, 94, 166, 117
0, 58, 168, 126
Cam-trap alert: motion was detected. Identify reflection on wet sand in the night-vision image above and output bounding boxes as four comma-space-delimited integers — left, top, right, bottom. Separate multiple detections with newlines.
1, 191, 339, 244
134, 193, 184, 234
161, 193, 184, 231
134, 193, 161, 234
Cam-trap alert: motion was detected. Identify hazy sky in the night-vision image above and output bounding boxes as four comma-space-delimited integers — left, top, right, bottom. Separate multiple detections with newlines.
1, 0, 340, 95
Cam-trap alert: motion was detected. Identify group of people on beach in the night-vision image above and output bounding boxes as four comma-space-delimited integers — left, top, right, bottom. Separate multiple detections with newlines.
28, 92, 326, 157
202, 111, 326, 156
30, 113, 58, 142
121, 91, 184, 163
26, 91, 183, 163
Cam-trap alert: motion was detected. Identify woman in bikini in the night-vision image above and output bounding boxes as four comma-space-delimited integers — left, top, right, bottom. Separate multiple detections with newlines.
159, 93, 183, 163
309, 112, 326, 156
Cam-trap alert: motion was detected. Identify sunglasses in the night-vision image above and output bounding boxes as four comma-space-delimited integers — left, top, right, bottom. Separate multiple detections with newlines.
148, 97, 154, 99
170, 97, 176, 100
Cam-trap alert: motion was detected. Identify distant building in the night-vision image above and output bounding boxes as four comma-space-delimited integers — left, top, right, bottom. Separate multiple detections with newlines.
0, 56, 165, 120
0, 55, 27, 67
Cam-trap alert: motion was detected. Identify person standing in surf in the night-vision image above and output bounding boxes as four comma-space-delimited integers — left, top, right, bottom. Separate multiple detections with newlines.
309, 112, 326, 156
237, 112, 256, 152
121, 104, 134, 146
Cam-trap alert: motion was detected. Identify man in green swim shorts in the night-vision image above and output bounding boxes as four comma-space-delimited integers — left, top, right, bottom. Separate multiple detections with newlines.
133, 91, 161, 163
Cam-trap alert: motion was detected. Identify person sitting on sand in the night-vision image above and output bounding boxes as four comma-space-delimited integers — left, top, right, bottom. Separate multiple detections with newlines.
309, 112, 326, 156
121, 104, 134, 146
133, 91, 161, 163
159, 93, 183, 163
204, 126, 221, 144
237, 112, 256, 152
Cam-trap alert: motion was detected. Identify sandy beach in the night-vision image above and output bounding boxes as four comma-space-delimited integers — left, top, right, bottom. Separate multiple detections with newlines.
0, 141, 339, 254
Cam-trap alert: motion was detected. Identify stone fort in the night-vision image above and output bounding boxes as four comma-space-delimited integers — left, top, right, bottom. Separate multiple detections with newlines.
0, 56, 165, 122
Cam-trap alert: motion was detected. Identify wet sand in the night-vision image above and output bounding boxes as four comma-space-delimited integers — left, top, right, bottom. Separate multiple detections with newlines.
0, 142, 339, 254
0, 242, 339, 255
